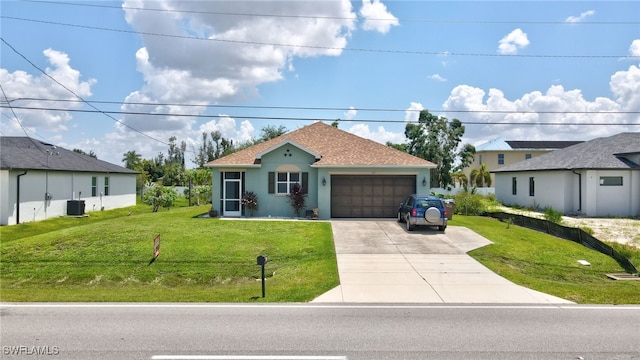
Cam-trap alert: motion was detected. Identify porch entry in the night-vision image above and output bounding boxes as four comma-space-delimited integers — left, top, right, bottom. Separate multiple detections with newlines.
222, 171, 243, 216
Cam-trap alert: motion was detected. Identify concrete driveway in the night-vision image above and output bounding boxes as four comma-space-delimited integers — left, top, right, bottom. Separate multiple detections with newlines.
312, 220, 573, 304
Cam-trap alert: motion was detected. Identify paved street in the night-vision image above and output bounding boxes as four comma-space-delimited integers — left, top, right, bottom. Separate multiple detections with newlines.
2, 303, 639, 360
314, 220, 572, 303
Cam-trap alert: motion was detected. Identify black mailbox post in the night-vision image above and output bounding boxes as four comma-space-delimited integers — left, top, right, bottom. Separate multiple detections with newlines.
256, 255, 268, 298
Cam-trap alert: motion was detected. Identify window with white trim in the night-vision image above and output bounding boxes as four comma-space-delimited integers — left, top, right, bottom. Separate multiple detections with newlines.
91, 176, 97, 196
276, 172, 301, 194
599, 176, 623, 186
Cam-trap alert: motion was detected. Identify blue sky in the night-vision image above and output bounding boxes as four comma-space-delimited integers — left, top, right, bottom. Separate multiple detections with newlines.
1, 0, 639, 168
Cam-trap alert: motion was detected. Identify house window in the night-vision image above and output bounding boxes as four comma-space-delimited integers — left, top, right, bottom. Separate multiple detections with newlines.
479, 155, 483, 165
599, 176, 623, 186
512, 177, 517, 195
525, 153, 532, 160
91, 176, 97, 196
104, 176, 110, 196
276, 172, 301, 194
498, 154, 504, 165
529, 177, 535, 196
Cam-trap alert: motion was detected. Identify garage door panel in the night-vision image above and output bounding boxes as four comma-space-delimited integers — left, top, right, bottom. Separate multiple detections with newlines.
331, 175, 416, 218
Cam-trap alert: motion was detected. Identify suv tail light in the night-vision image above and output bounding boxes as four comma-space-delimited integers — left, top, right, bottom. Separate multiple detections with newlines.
411, 209, 417, 216
443, 209, 447, 218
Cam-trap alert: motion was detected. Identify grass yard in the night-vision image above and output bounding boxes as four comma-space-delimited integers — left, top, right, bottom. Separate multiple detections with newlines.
0, 205, 339, 302
451, 215, 640, 304
2, 204, 638, 304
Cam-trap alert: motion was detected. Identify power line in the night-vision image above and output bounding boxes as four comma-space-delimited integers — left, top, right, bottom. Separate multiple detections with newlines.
0, 37, 171, 148
22, 0, 640, 25
3, 105, 638, 126
2, 16, 637, 59
3, 98, 639, 116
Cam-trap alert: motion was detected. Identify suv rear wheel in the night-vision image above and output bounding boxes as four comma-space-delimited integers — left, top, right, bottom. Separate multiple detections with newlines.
405, 215, 414, 231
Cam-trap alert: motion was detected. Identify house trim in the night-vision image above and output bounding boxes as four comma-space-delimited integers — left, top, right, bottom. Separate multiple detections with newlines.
255, 139, 321, 160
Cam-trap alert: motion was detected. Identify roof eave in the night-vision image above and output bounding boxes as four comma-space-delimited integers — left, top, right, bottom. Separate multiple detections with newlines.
311, 164, 436, 169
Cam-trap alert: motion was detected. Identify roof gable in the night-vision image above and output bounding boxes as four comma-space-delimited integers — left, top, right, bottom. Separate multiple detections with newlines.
255, 139, 321, 160
494, 132, 640, 172
206, 122, 435, 168
0, 137, 137, 174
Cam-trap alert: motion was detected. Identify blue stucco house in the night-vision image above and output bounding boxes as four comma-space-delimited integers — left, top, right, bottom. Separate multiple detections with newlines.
205, 121, 435, 218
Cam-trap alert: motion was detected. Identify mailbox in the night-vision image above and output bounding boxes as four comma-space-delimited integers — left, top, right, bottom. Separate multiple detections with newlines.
257, 255, 268, 266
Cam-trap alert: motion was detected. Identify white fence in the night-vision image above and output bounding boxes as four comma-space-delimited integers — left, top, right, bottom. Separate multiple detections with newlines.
429, 186, 495, 197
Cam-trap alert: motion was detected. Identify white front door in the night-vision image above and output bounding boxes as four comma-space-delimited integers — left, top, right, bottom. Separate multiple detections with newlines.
223, 172, 242, 217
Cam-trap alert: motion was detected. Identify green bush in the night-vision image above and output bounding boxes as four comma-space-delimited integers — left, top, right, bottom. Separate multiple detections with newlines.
142, 185, 178, 212
543, 206, 563, 224
453, 191, 488, 215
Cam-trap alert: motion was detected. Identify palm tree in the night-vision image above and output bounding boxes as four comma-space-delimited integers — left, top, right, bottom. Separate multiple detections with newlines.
122, 150, 142, 170
451, 171, 468, 188
470, 163, 492, 187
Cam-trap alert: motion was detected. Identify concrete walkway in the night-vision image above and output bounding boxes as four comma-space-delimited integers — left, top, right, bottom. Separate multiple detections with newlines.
312, 220, 573, 304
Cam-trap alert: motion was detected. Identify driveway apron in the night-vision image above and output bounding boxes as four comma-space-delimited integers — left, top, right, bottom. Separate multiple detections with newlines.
312, 220, 573, 304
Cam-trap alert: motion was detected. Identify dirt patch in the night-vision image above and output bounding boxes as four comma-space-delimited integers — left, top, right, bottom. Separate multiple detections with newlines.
493, 206, 640, 248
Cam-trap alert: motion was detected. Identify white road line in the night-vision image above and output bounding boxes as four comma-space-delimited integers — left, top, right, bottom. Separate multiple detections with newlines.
2, 303, 639, 310
152, 356, 347, 360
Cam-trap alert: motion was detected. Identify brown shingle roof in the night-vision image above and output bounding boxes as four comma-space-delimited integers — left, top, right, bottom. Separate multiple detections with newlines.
206, 122, 435, 167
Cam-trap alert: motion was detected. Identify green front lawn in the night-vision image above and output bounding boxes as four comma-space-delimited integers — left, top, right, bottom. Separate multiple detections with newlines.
451, 215, 640, 304
0, 205, 338, 302
1, 205, 638, 303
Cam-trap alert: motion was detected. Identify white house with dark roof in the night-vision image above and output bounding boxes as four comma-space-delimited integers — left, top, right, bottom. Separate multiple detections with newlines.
206, 122, 436, 218
0, 137, 138, 225
493, 133, 640, 217
464, 137, 583, 186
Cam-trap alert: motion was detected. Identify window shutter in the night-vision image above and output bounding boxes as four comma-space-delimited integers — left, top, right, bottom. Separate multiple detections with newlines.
268, 172, 275, 194
301, 172, 308, 194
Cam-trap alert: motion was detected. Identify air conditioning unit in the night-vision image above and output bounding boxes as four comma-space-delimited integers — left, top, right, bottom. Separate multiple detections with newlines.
67, 200, 86, 216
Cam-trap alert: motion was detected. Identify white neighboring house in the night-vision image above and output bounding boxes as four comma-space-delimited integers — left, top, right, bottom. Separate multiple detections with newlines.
493, 132, 640, 217
0, 137, 138, 225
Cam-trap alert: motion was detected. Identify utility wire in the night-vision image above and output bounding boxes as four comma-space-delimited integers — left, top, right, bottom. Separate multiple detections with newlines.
0, 37, 171, 148
21, 0, 640, 25
3, 105, 638, 126
2, 98, 639, 116
2, 16, 636, 59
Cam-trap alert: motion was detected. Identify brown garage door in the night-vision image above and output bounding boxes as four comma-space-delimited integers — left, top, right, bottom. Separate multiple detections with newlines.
331, 175, 416, 218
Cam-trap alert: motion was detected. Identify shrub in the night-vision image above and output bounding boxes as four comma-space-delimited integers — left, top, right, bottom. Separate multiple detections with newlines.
288, 183, 306, 217
452, 191, 488, 216
241, 191, 259, 216
543, 206, 563, 224
142, 185, 178, 212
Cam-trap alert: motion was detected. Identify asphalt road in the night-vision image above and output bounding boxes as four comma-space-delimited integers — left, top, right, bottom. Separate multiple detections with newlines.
1, 303, 639, 360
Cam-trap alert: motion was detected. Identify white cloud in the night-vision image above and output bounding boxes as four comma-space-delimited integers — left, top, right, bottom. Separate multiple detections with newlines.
630, 39, 640, 57
442, 64, 640, 146
0, 49, 95, 133
344, 106, 357, 120
95, 0, 358, 165
347, 123, 404, 145
359, 0, 399, 34
429, 74, 447, 82
405, 102, 424, 123
498, 29, 530, 55
565, 10, 595, 23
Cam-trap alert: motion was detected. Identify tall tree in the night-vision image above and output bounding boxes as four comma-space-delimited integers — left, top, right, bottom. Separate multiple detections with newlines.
122, 150, 141, 170
74, 148, 98, 159
470, 163, 492, 187
167, 136, 186, 170
259, 125, 288, 142
392, 110, 473, 188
